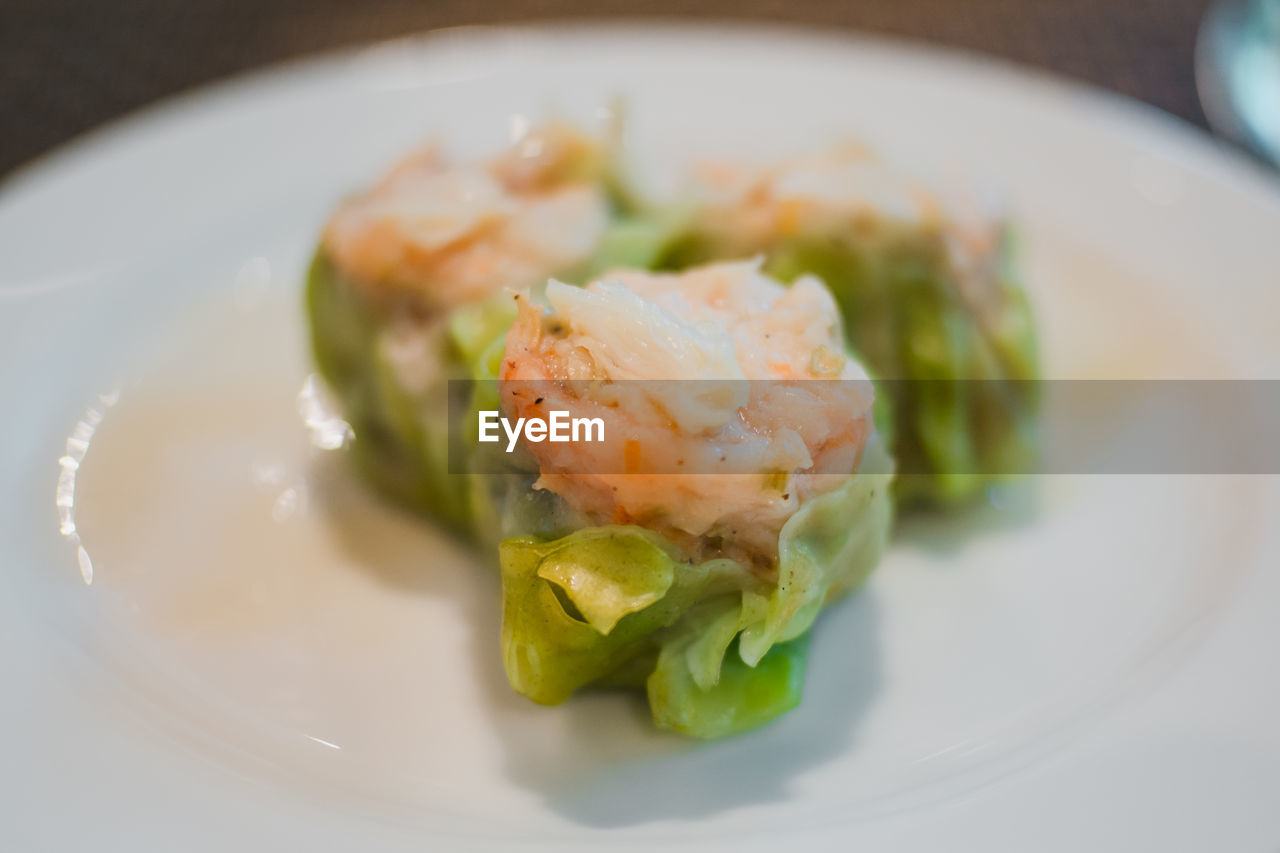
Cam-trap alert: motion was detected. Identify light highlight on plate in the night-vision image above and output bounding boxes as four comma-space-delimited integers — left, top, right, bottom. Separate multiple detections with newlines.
297, 373, 354, 450
306, 734, 344, 751
55, 389, 119, 584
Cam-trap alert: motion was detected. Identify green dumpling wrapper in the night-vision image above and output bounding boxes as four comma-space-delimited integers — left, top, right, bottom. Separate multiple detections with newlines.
496, 440, 893, 737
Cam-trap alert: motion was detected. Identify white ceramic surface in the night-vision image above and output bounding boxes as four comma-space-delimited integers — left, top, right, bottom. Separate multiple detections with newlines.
2, 23, 1279, 852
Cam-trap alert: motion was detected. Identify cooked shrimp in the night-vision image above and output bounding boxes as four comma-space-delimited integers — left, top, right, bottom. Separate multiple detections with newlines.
323, 124, 609, 312
690, 145, 1007, 318
499, 259, 875, 564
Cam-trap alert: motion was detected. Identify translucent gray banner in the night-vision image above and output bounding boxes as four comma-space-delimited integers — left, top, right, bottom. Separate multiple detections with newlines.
444, 380, 1280, 475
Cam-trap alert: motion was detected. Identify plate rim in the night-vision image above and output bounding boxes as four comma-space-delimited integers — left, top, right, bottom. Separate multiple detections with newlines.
4, 19, 1280, 205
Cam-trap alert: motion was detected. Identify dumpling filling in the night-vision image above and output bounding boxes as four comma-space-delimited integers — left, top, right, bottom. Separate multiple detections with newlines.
499, 259, 874, 563
323, 123, 610, 313
687, 146, 1008, 313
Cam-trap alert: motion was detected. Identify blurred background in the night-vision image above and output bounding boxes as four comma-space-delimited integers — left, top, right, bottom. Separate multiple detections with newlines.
0, 0, 1268, 177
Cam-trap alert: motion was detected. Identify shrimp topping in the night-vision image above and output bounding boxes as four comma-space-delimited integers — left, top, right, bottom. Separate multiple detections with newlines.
691, 145, 1008, 317
500, 260, 875, 564
323, 124, 609, 311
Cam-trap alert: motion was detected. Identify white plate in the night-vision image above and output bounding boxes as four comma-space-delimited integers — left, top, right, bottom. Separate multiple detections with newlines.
3, 23, 1280, 852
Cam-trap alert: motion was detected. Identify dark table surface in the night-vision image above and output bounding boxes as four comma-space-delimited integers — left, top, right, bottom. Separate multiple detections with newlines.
1, 0, 1215, 178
